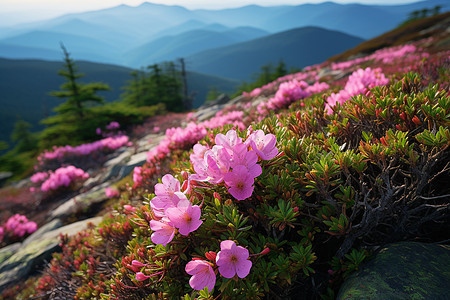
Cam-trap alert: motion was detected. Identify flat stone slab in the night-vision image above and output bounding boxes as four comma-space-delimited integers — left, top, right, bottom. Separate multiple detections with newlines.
104, 150, 131, 168
48, 184, 110, 220
0, 243, 21, 266
22, 218, 63, 247
337, 242, 450, 300
0, 216, 103, 292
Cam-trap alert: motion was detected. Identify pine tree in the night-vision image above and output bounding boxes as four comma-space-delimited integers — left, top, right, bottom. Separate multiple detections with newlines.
40, 45, 110, 147
121, 61, 184, 111
50, 44, 109, 119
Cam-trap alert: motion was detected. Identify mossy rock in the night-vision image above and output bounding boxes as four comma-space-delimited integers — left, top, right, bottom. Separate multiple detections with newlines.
338, 242, 450, 300
0, 243, 21, 266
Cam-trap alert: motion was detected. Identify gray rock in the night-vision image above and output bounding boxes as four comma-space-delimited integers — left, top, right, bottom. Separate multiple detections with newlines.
0, 238, 59, 291
137, 134, 165, 153
194, 104, 225, 122
82, 172, 104, 189
39, 216, 103, 242
337, 242, 450, 300
22, 219, 62, 247
48, 184, 110, 220
0, 243, 21, 266
226, 95, 244, 106
103, 150, 131, 168
200, 94, 230, 109
0, 172, 12, 181
0, 217, 103, 292
117, 151, 148, 180
102, 164, 124, 182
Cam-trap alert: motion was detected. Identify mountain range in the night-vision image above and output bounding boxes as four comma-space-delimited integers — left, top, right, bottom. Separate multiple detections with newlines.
0, 0, 448, 145
0, 0, 448, 73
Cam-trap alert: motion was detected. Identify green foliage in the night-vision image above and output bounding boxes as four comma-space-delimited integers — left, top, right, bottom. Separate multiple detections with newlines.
205, 86, 222, 102
233, 60, 289, 97
50, 45, 109, 118
12, 63, 450, 299
11, 119, 38, 153
0, 141, 8, 152
399, 5, 442, 27
121, 62, 184, 111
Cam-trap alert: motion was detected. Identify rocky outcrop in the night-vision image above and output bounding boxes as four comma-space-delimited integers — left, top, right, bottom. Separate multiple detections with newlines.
48, 183, 110, 221
0, 217, 102, 292
337, 242, 450, 299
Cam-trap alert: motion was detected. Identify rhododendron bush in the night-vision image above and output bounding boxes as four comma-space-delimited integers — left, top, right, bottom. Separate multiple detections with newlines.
0, 214, 37, 245
9, 38, 450, 299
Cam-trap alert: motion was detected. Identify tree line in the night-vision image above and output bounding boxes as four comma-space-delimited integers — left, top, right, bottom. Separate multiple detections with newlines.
0, 46, 190, 179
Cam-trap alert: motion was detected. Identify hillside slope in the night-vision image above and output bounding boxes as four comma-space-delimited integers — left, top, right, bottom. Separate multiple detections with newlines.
0, 58, 238, 144
0, 9, 449, 300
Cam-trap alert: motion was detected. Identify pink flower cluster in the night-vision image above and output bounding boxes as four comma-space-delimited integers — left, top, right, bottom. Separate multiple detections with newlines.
133, 166, 143, 186
243, 70, 318, 98
38, 135, 130, 162
146, 111, 245, 163
325, 67, 389, 114
106, 121, 120, 130
40, 165, 89, 192
257, 80, 329, 114
4, 214, 37, 238
105, 187, 120, 198
191, 129, 278, 200
30, 171, 49, 183
186, 240, 252, 291
0, 227, 3, 243
149, 174, 202, 246
331, 44, 428, 70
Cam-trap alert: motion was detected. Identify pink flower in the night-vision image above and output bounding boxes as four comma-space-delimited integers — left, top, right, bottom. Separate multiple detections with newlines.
105, 187, 119, 198
215, 130, 242, 155
216, 240, 252, 279
165, 200, 202, 236
40, 166, 89, 192
124, 205, 137, 213
0, 227, 4, 243
106, 121, 120, 130
229, 144, 262, 177
133, 166, 142, 186
131, 260, 147, 268
150, 219, 176, 246
30, 171, 48, 183
204, 146, 231, 184
248, 130, 278, 160
224, 165, 255, 200
185, 260, 216, 291
155, 174, 181, 200
135, 270, 164, 281
135, 272, 150, 281
4, 214, 37, 237
151, 191, 186, 218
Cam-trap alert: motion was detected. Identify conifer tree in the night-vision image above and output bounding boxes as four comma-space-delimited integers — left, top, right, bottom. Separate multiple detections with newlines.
40, 45, 110, 147
50, 44, 109, 118
121, 61, 184, 111
11, 119, 36, 152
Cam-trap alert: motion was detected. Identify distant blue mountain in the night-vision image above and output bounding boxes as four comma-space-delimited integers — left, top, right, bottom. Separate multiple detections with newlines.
125, 26, 269, 67
0, 30, 120, 64
186, 26, 365, 80
0, 43, 61, 61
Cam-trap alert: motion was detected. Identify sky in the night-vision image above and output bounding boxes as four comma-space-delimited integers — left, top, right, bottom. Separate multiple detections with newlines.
0, 0, 422, 26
